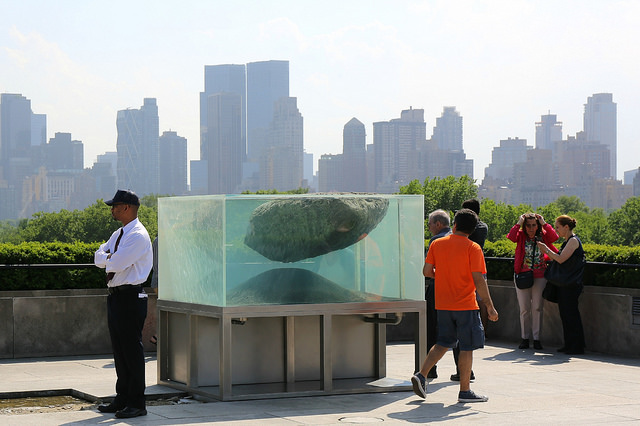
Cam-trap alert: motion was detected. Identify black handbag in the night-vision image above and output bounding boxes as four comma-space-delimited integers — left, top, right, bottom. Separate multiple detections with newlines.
515, 241, 536, 289
515, 270, 534, 289
542, 282, 559, 303
543, 236, 585, 287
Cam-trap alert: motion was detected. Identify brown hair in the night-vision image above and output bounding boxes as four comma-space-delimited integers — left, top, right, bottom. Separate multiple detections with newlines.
521, 212, 542, 236
556, 214, 577, 230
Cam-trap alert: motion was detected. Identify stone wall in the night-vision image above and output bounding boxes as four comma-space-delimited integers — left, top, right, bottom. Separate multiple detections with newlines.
0, 288, 157, 359
2, 282, 639, 359
387, 280, 640, 358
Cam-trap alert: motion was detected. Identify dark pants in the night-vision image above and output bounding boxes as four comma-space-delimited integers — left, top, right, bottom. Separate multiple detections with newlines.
425, 280, 437, 351
107, 289, 148, 409
557, 283, 585, 352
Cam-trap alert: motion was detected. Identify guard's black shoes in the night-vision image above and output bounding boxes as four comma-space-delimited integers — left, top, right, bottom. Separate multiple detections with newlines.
97, 403, 124, 413
115, 406, 147, 418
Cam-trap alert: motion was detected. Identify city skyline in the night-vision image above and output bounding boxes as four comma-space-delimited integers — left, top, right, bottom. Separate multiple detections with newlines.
1, 1, 639, 180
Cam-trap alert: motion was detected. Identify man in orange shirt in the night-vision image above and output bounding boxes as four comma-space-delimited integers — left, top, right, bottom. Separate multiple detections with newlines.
411, 208, 499, 403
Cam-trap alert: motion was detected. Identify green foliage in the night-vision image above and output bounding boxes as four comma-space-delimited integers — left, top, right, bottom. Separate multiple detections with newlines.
479, 200, 529, 242
0, 220, 21, 244
242, 188, 309, 194
551, 195, 589, 214
0, 199, 158, 244
605, 197, 640, 246
400, 175, 478, 217
482, 240, 640, 288
0, 242, 104, 290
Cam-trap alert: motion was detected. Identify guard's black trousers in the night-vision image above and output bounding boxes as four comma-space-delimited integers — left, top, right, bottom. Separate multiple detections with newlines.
107, 289, 148, 409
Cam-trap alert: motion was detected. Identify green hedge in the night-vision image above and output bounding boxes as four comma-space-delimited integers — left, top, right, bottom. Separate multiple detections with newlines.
0, 242, 152, 291
1, 241, 638, 291
484, 240, 640, 289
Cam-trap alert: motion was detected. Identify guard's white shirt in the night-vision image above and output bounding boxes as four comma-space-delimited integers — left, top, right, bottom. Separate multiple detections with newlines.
94, 218, 153, 287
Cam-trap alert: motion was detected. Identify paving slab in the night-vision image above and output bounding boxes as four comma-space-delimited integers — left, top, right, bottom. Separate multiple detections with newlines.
0, 342, 639, 425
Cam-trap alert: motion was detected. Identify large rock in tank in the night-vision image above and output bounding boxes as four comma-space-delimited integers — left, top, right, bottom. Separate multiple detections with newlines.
244, 197, 389, 263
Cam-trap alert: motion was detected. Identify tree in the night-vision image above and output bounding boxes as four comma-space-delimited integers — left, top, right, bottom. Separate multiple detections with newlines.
399, 175, 478, 218
606, 197, 640, 246
479, 199, 526, 242
554, 195, 589, 214
572, 209, 608, 244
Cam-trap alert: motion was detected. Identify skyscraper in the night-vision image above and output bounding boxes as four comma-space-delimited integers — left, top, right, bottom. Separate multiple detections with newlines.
483, 137, 531, 184
207, 92, 243, 194
0, 94, 32, 185
584, 93, 616, 178
535, 113, 563, 156
261, 97, 303, 191
200, 65, 246, 163
246, 60, 289, 162
342, 117, 367, 192
432, 106, 463, 151
0, 93, 40, 219
116, 98, 159, 196
159, 131, 187, 196
373, 107, 426, 193
45, 132, 83, 171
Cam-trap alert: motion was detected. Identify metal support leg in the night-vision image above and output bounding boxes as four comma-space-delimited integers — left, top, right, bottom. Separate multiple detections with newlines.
321, 314, 332, 392
220, 314, 233, 399
285, 316, 295, 390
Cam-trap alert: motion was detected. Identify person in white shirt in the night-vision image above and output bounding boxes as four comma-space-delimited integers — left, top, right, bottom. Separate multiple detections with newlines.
94, 189, 152, 419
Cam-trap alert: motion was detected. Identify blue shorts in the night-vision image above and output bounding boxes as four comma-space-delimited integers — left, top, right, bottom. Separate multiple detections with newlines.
436, 310, 485, 351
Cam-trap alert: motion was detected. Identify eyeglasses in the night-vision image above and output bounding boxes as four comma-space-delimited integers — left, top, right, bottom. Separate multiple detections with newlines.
525, 223, 538, 228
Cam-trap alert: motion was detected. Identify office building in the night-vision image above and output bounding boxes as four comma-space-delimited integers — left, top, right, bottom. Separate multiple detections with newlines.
318, 153, 343, 192
200, 64, 246, 165
0, 93, 47, 219
159, 131, 188, 196
342, 117, 367, 192
45, 132, 83, 171
373, 107, 426, 193
261, 97, 303, 191
584, 93, 616, 178
535, 113, 562, 157
206, 93, 243, 194
116, 98, 159, 196
483, 137, 531, 184
246, 60, 289, 162
432, 106, 463, 151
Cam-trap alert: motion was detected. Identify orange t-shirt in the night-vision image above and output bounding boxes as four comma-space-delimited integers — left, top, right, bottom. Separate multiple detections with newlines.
425, 234, 486, 311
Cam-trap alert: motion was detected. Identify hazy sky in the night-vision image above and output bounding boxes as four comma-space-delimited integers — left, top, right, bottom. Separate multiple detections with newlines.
1, 0, 638, 181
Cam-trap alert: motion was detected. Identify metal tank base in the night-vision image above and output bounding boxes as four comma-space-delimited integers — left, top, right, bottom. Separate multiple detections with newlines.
157, 300, 426, 401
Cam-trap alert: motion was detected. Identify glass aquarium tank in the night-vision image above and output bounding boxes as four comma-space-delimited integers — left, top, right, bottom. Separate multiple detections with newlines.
158, 194, 424, 307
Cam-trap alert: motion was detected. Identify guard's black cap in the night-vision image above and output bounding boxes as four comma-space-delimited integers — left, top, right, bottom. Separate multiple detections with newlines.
105, 189, 140, 206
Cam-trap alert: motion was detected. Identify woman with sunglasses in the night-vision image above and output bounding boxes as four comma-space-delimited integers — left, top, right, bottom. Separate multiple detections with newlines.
507, 213, 559, 350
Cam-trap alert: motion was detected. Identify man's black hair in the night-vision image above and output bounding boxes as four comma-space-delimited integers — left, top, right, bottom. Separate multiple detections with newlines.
454, 208, 478, 234
462, 199, 480, 215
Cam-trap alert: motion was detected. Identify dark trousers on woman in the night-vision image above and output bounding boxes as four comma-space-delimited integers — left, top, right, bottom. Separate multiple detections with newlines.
557, 284, 585, 353
107, 289, 148, 409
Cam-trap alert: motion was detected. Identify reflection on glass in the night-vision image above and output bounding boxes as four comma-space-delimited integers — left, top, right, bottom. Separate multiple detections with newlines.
158, 194, 424, 306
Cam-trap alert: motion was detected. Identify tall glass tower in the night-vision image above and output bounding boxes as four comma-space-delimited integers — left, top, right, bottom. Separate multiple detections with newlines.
200, 65, 246, 163
246, 60, 289, 162
432, 106, 463, 152
584, 93, 617, 178
116, 98, 159, 196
